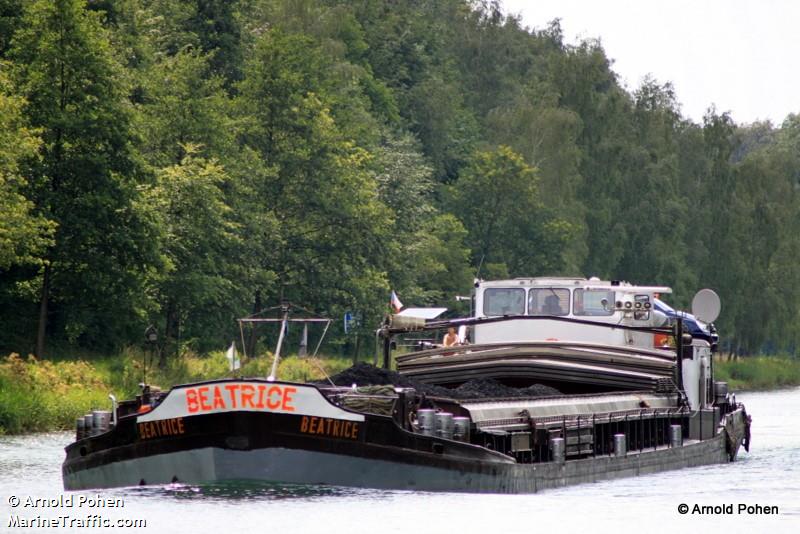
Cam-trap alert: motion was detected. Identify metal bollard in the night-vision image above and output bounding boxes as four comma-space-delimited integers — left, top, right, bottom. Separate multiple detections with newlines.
453, 417, 470, 442
76, 417, 86, 441
417, 409, 435, 436
614, 433, 627, 457
435, 412, 454, 439
92, 410, 112, 435
550, 437, 565, 463
84, 414, 95, 437
670, 424, 683, 448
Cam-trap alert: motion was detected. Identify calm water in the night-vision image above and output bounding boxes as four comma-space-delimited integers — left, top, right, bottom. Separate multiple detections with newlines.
1, 388, 798, 534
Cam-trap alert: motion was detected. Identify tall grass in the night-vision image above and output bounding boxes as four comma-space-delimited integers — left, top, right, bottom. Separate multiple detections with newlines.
0, 350, 351, 435
714, 356, 800, 391
0, 354, 111, 434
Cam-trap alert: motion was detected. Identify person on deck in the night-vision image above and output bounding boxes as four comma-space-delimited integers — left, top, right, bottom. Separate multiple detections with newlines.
443, 327, 459, 347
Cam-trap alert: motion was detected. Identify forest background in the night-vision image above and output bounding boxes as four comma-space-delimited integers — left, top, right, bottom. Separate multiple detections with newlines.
3, 0, 800, 366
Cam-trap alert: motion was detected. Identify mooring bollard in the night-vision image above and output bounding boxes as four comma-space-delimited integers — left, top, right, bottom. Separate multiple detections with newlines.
550, 437, 565, 463
670, 424, 683, 448
417, 409, 435, 436
614, 433, 627, 457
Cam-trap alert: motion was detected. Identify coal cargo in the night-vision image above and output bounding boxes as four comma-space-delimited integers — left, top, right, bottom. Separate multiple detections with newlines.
323, 363, 560, 399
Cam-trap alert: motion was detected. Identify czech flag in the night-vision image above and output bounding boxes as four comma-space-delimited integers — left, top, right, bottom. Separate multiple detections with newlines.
390, 290, 403, 312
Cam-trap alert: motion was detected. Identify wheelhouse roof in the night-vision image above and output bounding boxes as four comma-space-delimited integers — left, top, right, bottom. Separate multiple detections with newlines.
476, 277, 672, 294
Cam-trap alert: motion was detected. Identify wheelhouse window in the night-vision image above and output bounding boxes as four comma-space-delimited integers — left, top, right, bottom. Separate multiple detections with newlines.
528, 288, 570, 316
483, 288, 525, 316
573, 289, 614, 316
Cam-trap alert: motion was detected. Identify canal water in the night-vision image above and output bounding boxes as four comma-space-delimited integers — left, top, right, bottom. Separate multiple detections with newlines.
1, 388, 798, 534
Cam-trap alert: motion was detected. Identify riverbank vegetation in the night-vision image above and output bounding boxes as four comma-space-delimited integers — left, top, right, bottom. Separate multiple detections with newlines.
3, 0, 800, 366
714, 356, 800, 392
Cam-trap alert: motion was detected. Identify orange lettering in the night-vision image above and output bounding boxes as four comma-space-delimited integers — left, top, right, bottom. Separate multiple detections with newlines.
241, 384, 256, 408
213, 386, 225, 409
224, 384, 240, 408
266, 386, 282, 409
186, 389, 199, 413
295, 416, 359, 440
282, 387, 297, 412
137, 418, 187, 439
256, 385, 266, 408
198, 386, 211, 411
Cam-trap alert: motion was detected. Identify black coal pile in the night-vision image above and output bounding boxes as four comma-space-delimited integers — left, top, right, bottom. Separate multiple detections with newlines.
451, 378, 520, 398
321, 363, 560, 399
323, 362, 414, 388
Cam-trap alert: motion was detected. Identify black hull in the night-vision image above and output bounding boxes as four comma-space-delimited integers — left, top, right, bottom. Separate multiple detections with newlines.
63, 380, 749, 493
64, 436, 733, 493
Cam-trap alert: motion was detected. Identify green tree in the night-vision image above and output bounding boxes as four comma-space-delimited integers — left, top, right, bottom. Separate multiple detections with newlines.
186, 0, 244, 83
614, 78, 693, 295
0, 68, 53, 270
719, 114, 800, 354
348, 0, 478, 182
373, 131, 472, 305
447, 146, 575, 277
136, 47, 235, 167
146, 148, 246, 358
11, 0, 158, 355
237, 29, 392, 330
0, 0, 22, 57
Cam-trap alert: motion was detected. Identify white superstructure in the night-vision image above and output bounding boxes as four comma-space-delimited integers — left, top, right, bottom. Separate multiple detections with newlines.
473, 277, 669, 348
472, 277, 716, 410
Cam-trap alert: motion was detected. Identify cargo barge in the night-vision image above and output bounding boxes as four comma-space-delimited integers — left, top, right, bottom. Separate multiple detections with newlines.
63, 278, 751, 493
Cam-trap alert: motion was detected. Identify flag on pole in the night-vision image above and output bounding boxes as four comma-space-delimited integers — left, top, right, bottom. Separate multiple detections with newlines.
225, 341, 240, 371
390, 290, 403, 312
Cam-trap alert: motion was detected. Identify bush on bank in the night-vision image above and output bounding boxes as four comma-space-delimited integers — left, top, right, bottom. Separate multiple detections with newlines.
0, 354, 110, 434
0, 351, 352, 435
714, 356, 800, 391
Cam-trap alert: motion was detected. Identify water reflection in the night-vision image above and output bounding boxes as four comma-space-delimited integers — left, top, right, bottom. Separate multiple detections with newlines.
123, 480, 396, 502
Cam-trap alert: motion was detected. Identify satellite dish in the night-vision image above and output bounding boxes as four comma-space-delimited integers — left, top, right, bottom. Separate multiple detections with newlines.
691, 289, 721, 323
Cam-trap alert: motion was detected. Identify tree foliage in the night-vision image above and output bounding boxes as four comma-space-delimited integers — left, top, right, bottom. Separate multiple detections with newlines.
0, 69, 53, 270
447, 146, 575, 277
1, 0, 799, 358
8, 0, 157, 352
